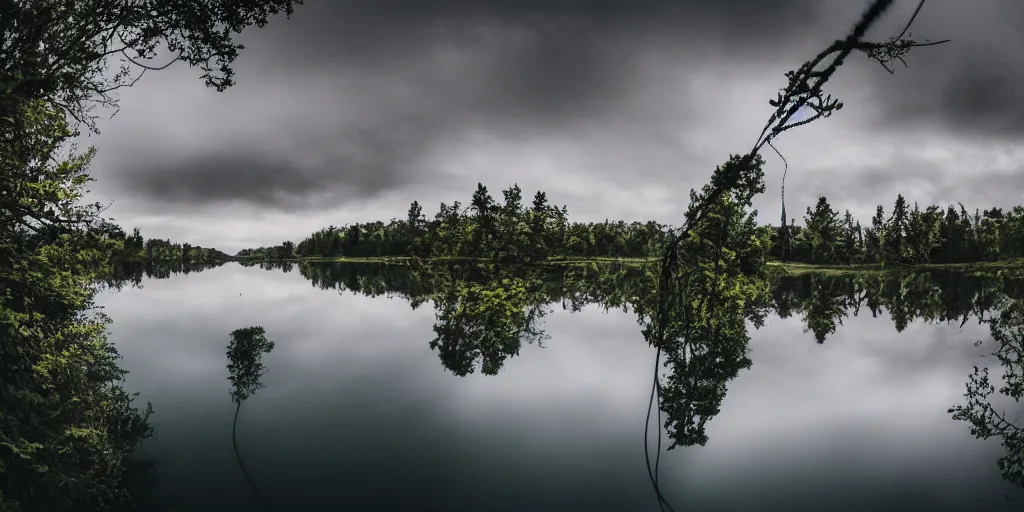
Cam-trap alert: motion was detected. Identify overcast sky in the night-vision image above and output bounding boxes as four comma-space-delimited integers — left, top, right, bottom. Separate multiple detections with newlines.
80, 0, 1024, 253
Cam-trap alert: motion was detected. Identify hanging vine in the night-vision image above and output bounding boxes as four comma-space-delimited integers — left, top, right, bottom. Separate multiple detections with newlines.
641, 1, 948, 510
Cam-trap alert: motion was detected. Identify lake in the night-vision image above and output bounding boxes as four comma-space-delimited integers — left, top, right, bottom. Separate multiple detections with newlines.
97, 262, 1024, 511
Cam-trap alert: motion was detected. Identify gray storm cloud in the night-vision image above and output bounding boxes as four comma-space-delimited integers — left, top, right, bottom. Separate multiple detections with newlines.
857, 0, 1024, 140
85, 0, 1024, 247
118, 115, 452, 211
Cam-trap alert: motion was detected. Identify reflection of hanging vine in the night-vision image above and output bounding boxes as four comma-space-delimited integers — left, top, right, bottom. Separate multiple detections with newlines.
226, 326, 277, 511
643, 1, 947, 509
950, 297, 1024, 488
233, 400, 272, 511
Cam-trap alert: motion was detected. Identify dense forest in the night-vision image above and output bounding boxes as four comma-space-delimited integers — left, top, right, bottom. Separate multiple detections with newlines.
235, 184, 1024, 267
240, 183, 671, 262
106, 227, 230, 265
0, 1, 304, 510
778, 195, 1024, 265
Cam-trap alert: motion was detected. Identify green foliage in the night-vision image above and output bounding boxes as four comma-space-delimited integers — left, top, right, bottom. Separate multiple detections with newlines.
641, 154, 772, 448
285, 183, 668, 263
771, 196, 1024, 266
294, 261, 650, 373
237, 243, 297, 261
1, 0, 302, 132
226, 327, 276, 405
245, 185, 1024, 269
949, 296, 1024, 488
0, 100, 154, 511
254, 260, 1024, 352
803, 196, 844, 264
109, 229, 229, 267
225, 326, 275, 510
431, 273, 551, 376
634, 0, 947, 473
1, 1, 302, 509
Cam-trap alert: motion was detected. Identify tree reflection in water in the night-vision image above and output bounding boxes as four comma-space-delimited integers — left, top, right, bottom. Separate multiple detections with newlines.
226, 326, 277, 511
137, 255, 1024, 497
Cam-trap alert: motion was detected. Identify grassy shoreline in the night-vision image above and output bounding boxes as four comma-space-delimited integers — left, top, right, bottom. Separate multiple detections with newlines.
771, 259, 1024, 276
225, 255, 1024, 273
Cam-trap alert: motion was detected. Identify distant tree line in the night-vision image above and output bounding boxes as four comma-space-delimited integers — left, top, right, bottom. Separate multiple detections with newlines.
86, 226, 231, 289
237, 185, 1024, 267
236, 241, 296, 260
106, 226, 230, 265
773, 195, 1024, 265
245, 183, 691, 262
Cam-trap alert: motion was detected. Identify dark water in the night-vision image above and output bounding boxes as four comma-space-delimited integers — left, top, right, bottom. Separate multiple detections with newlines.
98, 263, 1024, 511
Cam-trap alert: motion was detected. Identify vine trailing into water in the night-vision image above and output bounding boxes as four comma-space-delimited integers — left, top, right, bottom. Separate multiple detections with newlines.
233, 401, 271, 511
226, 326, 277, 511
642, 1, 948, 509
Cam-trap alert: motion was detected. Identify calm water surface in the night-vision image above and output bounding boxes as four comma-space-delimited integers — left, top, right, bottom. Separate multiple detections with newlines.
97, 263, 1024, 511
